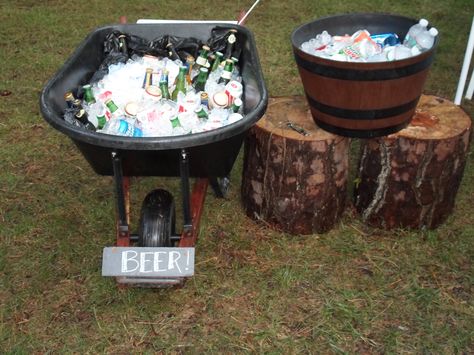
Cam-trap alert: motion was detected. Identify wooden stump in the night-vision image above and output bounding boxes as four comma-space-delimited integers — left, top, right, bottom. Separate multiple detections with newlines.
354, 95, 472, 229
242, 96, 350, 234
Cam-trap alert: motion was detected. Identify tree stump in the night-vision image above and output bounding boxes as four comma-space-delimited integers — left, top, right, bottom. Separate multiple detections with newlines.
241, 96, 350, 234
354, 95, 472, 229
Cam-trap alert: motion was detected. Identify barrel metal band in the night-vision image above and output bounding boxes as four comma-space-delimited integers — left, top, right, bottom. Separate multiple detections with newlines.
314, 119, 410, 138
294, 52, 434, 81
306, 94, 420, 120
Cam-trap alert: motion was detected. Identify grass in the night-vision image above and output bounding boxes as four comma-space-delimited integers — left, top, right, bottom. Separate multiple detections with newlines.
1, 0, 474, 353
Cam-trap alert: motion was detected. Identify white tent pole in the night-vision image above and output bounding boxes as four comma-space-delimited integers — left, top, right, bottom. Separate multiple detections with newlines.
238, 0, 261, 25
466, 68, 474, 99
454, 16, 474, 105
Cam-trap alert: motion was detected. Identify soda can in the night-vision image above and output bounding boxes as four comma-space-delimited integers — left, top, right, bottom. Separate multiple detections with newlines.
224, 80, 243, 105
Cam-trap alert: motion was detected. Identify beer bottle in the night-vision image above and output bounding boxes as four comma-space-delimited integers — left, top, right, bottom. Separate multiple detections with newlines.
166, 42, 180, 61
211, 51, 224, 72
72, 99, 84, 111
224, 29, 238, 59
170, 116, 180, 128
195, 45, 210, 69
160, 69, 171, 100
75, 109, 96, 131
206, 53, 216, 70
82, 84, 96, 105
105, 99, 123, 119
192, 67, 209, 92
231, 97, 242, 113
172, 66, 188, 101
96, 112, 107, 130
218, 59, 234, 85
160, 80, 171, 100
142, 68, 153, 89
118, 34, 128, 55
194, 106, 208, 120
64, 91, 76, 108
185, 55, 195, 85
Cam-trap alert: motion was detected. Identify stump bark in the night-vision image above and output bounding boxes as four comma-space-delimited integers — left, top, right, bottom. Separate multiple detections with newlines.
354, 95, 472, 229
242, 96, 350, 234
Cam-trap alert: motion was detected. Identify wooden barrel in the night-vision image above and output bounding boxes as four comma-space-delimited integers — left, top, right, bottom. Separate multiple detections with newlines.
291, 13, 438, 138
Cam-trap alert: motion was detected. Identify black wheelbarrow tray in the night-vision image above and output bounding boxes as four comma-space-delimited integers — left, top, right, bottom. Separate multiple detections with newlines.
39, 22, 268, 288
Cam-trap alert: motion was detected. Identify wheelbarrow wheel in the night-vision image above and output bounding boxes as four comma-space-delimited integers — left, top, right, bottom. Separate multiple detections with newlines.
138, 189, 175, 247
210, 176, 230, 198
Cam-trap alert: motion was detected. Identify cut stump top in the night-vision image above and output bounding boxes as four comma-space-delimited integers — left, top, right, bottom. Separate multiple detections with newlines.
388, 95, 472, 140
256, 96, 348, 142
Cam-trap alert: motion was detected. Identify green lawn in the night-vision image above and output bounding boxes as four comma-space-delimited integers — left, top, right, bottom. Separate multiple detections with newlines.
0, 0, 473, 353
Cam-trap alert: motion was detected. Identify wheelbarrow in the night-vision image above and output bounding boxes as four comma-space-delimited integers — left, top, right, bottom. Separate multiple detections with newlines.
39, 21, 268, 287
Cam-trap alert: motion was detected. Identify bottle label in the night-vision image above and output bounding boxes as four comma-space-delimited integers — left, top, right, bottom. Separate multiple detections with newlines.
221, 70, 232, 80
118, 120, 131, 135
196, 56, 207, 66
404, 35, 417, 48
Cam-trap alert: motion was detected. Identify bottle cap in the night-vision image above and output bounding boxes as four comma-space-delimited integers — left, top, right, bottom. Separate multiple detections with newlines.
429, 28, 438, 37
233, 97, 243, 106
419, 19, 429, 27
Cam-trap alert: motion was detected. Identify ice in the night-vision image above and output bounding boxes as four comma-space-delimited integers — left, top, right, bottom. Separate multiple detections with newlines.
300, 28, 428, 62
70, 53, 245, 138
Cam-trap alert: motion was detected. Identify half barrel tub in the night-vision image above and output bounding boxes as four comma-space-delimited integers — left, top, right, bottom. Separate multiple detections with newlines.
291, 13, 438, 138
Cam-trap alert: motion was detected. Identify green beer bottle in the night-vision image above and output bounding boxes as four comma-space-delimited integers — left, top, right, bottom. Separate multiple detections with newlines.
211, 51, 224, 72
118, 34, 128, 55
172, 66, 188, 101
218, 59, 234, 85
224, 29, 238, 59
195, 45, 210, 69
166, 42, 180, 61
195, 106, 208, 120
160, 80, 171, 100
105, 99, 123, 118
82, 84, 96, 104
192, 67, 209, 92
96, 113, 107, 130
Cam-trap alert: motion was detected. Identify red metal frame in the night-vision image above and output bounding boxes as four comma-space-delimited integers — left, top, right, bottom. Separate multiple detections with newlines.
116, 176, 131, 247
115, 177, 209, 249
179, 178, 209, 247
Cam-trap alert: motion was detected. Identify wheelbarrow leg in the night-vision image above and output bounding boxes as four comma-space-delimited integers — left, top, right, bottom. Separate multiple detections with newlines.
180, 149, 192, 231
178, 149, 209, 247
112, 151, 130, 247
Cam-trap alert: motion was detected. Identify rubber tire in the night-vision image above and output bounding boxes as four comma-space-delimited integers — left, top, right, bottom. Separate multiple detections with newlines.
210, 176, 231, 198
138, 189, 175, 247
